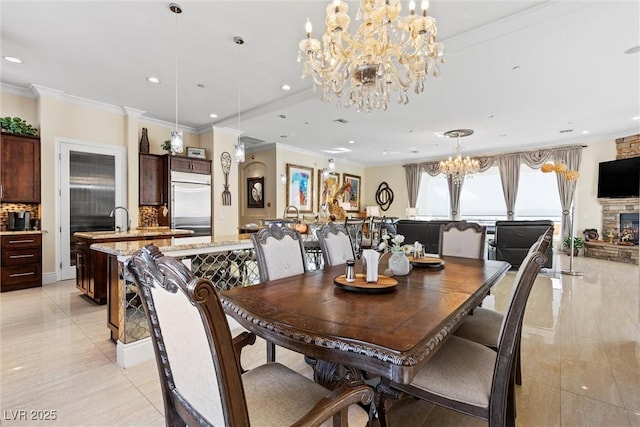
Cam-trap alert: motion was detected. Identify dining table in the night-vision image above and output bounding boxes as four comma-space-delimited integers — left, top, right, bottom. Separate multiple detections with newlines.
221, 256, 511, 392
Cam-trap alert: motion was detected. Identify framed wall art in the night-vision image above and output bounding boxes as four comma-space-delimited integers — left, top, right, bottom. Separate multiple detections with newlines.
317, 170, 340, 211
286, 163, 313, 213
247, 176, 264, 208
342, 173, 361, 212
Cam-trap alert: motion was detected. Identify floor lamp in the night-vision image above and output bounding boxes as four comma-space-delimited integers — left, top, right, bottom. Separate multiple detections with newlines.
562, 203, 583, 276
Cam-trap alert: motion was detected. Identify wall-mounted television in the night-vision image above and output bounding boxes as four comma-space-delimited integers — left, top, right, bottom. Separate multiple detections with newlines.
597, 157, 640, 198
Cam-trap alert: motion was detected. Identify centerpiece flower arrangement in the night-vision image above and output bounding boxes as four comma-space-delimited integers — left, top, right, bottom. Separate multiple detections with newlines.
379, 234, 412, 276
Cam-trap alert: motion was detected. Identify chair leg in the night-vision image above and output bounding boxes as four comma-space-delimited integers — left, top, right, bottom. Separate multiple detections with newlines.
267, 341, 276, 362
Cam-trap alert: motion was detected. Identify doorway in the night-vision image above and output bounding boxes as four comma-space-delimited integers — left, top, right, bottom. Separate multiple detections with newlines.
58, 140, 126, 280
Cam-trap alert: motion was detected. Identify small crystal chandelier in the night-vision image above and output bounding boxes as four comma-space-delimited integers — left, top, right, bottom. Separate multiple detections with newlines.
298, 0, 445, 112
234, 35, 246, 163
439, 129, 479, 185
169, 3, 183, 155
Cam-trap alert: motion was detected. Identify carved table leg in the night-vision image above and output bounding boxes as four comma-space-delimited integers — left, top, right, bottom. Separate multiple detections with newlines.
313, 359, 366, 390
376, 378, 402, 427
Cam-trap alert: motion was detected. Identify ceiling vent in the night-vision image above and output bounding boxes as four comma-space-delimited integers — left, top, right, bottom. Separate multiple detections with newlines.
239, 135, 265, 145
559, 129, 574, 134
333, 118, 349, 124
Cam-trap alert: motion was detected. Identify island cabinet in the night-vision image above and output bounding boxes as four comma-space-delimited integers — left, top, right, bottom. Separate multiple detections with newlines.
74, 229, 194, 304
0, 133, 41, 203
169, 156, 211, 174
1, 233, 42, 292
139, 153, 167, 206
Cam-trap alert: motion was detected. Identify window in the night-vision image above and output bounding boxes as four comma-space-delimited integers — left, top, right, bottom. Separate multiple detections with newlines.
415, 164, 562, 222
515, 164, 562, 220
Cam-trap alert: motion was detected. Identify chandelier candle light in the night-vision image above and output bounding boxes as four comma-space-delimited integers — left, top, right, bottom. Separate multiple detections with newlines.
439, 129, 479, 185
298, 0, 446, 112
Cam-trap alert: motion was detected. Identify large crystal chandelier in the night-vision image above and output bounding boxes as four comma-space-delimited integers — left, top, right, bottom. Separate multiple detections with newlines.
298, 0, 445, 113
439, 129, 479, 185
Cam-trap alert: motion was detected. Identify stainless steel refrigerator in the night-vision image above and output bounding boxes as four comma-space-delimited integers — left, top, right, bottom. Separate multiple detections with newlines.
171, 171, 211, 236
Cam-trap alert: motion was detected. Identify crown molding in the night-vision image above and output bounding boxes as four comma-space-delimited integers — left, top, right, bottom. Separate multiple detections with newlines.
1, 83, 37, 98
122, 106, 146, 118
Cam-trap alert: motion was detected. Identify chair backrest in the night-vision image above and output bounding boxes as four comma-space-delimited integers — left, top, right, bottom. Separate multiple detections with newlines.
344, 218, 365, 258
493, 220, 554, 268
316, 222, 355, 267
127, 245, 249, 427
439, 220, 486, 259
251, 224, 307, 282
489, 227, 552, 425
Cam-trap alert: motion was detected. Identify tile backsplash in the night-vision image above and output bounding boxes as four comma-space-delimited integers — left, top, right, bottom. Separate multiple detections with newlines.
0, 203, 40, 231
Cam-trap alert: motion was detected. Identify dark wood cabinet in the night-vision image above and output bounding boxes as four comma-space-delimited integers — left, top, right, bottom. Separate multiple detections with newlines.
1, 233, 42, 292
0, 133, 41, 203
169, 156, 211, 174
139, 154, 167, 205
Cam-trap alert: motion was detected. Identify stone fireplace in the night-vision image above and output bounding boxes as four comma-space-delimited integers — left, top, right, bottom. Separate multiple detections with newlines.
584, 133, 639, 264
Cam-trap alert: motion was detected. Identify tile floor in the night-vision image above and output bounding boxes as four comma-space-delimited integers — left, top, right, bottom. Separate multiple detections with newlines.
1, 254, 638, 426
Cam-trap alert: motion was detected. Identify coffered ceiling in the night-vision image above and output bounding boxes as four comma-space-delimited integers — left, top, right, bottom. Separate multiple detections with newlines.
1, 1, 639, 165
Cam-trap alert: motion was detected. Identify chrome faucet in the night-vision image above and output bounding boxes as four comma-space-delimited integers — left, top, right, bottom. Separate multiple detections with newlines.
109, 206, 131, 232
283, 205, 299, 218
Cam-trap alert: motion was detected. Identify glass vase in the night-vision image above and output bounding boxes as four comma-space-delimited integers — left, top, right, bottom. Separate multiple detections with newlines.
388, 251, 411, 276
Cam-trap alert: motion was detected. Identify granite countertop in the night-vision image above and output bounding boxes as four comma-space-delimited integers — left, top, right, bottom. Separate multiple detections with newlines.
91, 234, 253, 257
74, 227, 193, 239
0, 230, 48, 236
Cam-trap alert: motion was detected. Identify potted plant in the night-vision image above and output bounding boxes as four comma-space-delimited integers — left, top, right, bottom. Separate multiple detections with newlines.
563, 236, 583, 256
0, 116, 39, 136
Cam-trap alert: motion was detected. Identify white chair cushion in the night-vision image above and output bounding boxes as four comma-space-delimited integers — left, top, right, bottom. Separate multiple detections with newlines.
150, 283, 224, 426
243, 363, 370, 427
441, 228, 483, 259
409, 336, 496, 408
453, 307, 502, 347
261, 234, 306, 281
324, 232, 354, 265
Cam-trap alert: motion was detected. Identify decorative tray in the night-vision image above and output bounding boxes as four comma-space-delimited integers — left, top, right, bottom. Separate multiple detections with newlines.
406, 256, 445, 268
334, 274, 398, 293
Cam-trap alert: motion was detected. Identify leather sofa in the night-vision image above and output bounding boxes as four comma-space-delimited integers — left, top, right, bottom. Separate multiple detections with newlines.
395, 220, 453, 254
490, 220, 554, 269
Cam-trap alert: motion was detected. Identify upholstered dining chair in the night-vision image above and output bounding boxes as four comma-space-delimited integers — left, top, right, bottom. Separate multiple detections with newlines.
316, 222, 355, 267
251, 224, 307, 283
344, 218, 366, 258
453, 227, 553, 386
439, 220, 487, 259
378, 230, 550, 427
127, 245, 373, 427
251, 224, 308, 361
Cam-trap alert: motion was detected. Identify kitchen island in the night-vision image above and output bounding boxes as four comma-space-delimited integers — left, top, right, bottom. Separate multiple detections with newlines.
90, 234, 254, 367
74, 227, 194, 304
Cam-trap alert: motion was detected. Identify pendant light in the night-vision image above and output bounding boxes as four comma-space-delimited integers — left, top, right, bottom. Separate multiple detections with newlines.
169, 3, 183, 155
234, 35, 246, 163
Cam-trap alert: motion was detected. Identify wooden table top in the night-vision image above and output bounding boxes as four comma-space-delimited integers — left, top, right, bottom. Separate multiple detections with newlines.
221, 257, 510, 384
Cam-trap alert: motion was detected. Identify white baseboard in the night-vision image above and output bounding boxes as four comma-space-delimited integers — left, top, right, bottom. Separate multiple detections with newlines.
42, 272, 57, 285
116, 338, 154, 368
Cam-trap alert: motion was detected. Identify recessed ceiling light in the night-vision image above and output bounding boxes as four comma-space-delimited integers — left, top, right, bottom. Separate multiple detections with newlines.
383, 150, 388, 155
582, 130, 589, 134
512, 65, 521, 71
146, 76, 161, 84
348, 140, 355, 144
488, 114, 494, 118
633, 116, 640, 120
624, 45, 640, 54
4, 56, 22, 63
280, 84, 291, 91
197, 83, 206, 88
322, 147, 352, 154
209, 113, 218, 118
434, 132, 445, 137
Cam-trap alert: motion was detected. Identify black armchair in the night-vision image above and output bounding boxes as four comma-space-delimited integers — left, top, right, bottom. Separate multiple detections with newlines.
490, 220, 554, 268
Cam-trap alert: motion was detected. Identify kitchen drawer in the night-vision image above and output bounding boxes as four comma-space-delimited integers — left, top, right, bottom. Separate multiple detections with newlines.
1, 263, 42, 291
2, 247, 41, 266
1, 234, 42, 249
